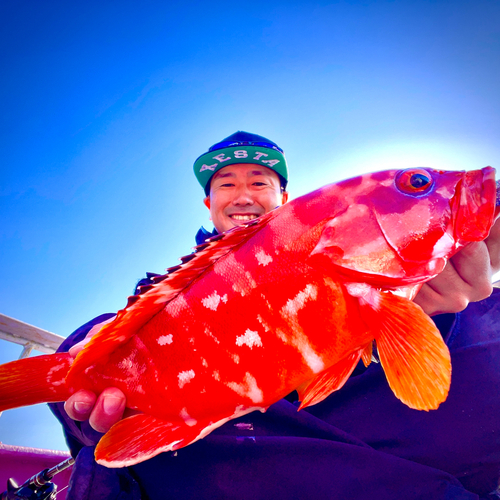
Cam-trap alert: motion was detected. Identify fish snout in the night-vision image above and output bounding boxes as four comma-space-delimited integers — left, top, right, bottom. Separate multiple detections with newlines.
454, 166, 497, 243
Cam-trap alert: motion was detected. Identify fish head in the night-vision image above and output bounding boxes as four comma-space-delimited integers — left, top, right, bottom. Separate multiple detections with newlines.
311, 166, 497, 285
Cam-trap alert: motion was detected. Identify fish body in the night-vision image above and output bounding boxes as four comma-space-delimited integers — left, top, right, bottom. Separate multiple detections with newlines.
0, 167, 497, 468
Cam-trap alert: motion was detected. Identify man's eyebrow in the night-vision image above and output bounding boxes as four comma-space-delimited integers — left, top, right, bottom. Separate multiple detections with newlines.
213, 171, 236, 180
248, 170, 271, 177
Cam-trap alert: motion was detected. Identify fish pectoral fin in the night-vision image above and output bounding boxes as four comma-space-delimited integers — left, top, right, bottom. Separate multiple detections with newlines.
359, 290, 451, 411
297, 348, 365, 410
95, 413, 211, 468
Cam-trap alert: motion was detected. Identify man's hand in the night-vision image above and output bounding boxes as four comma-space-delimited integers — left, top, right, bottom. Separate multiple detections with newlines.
414, 216, 500, 316
65, 315, 129, 433
64, 387, 127, 433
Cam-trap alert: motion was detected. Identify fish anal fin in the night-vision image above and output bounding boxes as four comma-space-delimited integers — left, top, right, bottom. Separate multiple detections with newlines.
95, 414, 199, 467
357, 288, 451, 411
70, 211, 277, 378
95, 409, 253, 467
297, 348, 364, 410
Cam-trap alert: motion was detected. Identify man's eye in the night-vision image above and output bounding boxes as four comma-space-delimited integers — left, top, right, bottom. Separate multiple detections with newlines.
253, 182, 267, 186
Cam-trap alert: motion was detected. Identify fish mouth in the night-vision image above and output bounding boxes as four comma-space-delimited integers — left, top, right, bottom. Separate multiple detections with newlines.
452, 166, 497, 244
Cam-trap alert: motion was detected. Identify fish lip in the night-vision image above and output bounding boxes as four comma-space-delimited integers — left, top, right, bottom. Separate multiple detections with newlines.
453, 167, 497, 244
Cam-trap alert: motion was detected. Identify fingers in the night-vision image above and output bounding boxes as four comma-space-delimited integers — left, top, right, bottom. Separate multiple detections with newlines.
89, 387, 127, 433
64, 387, 126, 433
64, 389, 97, 421
414, 241, 493, 316
486, 217, 500, 274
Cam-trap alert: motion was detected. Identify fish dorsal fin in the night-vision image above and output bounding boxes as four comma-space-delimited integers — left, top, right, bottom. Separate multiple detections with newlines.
69, 211, 277, 376
297, 348, 365, 410
347, 283, 451, 411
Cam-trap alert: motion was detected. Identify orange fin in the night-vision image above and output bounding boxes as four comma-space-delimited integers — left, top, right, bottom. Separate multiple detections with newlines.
361, 342, 373, 367
70, 211, 277, 379
0, 353, 72, 411
356, 287, 451, 411
95, 413, 229, 468
297, 348, 364, 410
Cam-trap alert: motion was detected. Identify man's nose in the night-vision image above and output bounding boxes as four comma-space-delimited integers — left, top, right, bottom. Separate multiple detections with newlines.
232, 186, 254, 205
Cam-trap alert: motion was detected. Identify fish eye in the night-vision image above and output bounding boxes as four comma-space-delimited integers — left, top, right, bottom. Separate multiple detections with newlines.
395, 168, 434, 195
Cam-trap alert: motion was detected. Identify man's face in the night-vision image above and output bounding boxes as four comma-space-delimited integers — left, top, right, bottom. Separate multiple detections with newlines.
203, 163, 288, 233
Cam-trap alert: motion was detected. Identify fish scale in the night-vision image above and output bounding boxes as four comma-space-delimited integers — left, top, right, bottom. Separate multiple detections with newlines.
0, 166, 497, 468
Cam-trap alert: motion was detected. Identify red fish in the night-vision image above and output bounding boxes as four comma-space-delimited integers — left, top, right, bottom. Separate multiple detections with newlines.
0, 167, 497, 468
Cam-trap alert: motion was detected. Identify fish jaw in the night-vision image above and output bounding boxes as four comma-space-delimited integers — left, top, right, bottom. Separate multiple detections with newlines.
452, 166, 497, 245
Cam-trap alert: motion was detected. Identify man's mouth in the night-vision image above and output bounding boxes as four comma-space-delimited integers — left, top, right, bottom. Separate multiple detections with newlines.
229, 214, 260, 222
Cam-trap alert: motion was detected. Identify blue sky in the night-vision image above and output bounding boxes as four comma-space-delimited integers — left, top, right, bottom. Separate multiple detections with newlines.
1, 0, 499, 451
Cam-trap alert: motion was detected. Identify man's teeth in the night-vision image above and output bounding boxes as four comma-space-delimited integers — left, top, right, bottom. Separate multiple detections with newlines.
231, 215, 258, 221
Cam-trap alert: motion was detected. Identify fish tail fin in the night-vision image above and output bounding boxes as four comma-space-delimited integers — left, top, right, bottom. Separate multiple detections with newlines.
357, 288, 451, 411
0, 353, 72, 411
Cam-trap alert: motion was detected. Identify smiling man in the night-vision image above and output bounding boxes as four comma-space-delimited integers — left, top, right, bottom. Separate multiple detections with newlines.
193, 131, 289, 239
53, 131, 500, 500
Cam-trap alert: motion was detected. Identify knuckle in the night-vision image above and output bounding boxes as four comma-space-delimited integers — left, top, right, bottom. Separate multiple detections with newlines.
473, 281, 493, 302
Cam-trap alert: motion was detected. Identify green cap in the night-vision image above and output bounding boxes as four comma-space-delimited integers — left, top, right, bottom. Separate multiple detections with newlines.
193, 131, 288, 195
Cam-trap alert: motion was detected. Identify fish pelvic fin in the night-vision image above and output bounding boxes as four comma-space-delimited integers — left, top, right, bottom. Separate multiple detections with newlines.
361, 341, 374, 367
95, 412, 235, 467
297, 348, 365, 410
0, 353, 72, 411
350, 284, 451, 411
70, 211, 277, 379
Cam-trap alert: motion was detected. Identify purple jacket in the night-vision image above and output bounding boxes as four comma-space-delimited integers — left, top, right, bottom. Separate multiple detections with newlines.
50, 288, 500, 500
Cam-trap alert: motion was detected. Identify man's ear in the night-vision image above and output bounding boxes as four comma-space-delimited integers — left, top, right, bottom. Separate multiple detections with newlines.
203, 196, 211, 210
281, 191, 289, 205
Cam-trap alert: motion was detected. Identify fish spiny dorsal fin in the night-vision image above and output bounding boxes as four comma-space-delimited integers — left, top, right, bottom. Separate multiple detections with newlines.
69, 211, 278, 376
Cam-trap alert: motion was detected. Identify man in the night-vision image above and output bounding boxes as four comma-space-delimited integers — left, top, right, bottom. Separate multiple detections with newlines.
54, 132, 500, 499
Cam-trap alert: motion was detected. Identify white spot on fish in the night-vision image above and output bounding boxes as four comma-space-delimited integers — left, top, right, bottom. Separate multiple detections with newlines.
157, 334, 173, 345
232, 271, 258, 297
226, 373, 264, 403
202, 291, 227, 311
169, 294, 190, 317
246, 272, 257, 288
257, 314, 270, 332
46, 364, 66, 386
236, 329, 263, 349
231, 353, 240, 364
299, 343, 325, 373
282, 284, 318, 317
345, 283, 381, 310
201, 358, 208, 367
205, 327, 220, 344
213, 370, 220, 381
255, 248, 273, 266
278, 286, 325, 374
180, 407, 198, 427
178, 369, 195, 388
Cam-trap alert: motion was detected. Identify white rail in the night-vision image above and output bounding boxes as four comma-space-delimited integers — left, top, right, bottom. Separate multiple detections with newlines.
0, 313, 65, 359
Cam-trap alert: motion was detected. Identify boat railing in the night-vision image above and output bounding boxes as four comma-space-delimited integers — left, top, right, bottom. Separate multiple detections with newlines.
0, 313, 65, 359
